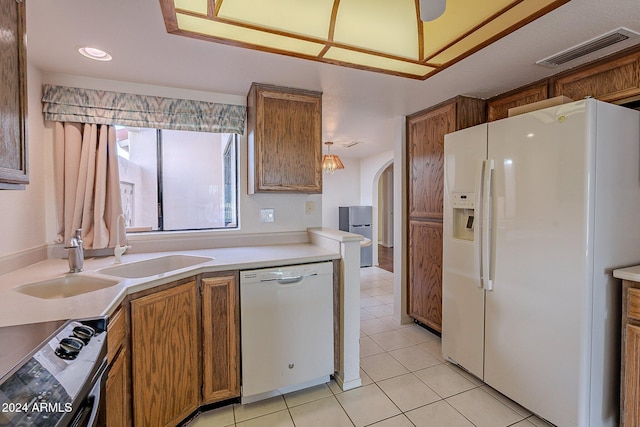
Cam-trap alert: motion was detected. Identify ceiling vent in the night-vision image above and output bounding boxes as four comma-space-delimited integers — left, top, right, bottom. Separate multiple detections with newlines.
337, 141, 364, 148
536, 28, 640, 67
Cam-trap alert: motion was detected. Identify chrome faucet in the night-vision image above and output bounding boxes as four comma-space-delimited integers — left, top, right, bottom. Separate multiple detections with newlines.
65, 229, 84, 273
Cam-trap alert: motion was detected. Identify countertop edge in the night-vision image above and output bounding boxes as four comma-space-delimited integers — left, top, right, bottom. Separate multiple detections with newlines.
0, 243, 341, 328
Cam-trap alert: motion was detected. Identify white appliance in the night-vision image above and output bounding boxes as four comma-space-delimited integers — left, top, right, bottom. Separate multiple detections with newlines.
240, 262, 334, 403
442, 99, 640, 427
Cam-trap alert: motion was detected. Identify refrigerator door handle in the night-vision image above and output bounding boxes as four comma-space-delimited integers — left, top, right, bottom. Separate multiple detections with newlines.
481, 159, 494, 291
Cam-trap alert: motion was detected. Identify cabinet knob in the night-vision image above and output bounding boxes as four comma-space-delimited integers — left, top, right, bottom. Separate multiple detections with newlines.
288, 363, 294, 369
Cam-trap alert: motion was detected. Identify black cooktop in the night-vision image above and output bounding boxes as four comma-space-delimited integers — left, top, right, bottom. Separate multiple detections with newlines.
0, 320, 67, 380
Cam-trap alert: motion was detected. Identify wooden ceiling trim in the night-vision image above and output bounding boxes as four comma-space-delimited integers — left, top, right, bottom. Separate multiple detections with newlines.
159, 0, 179, 32
415, 0, 424, 62
213, 0, 222, 17
319, 0, 341, 58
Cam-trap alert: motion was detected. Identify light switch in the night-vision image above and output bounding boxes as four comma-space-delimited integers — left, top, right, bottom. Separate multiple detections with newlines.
260, 208, 275, 222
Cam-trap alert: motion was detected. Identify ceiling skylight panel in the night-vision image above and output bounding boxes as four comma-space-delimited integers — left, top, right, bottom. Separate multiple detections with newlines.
176, 13, 326, 57
175, 0, 208, 15
216, 0, 334, 40
332, 0, 420, 60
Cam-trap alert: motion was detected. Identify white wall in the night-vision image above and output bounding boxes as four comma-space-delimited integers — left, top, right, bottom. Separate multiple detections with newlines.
360, 150, 394, 265
0, 64, 48, 258
321, 157, 361, 230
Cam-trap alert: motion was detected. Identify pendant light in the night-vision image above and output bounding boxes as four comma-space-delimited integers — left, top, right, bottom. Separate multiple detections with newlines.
322, 142, 344, 174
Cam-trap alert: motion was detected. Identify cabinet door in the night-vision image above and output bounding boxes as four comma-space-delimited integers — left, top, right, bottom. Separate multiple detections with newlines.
551, 51, 640, 103
624, 324, 640, 427
407, 102, 455, 221
131, 280, 199, 427
248, 83, 322, 193
0, 0, 28, 189
106, 348, 130, 427
408, 220, 443, 332
201, 275, 240, 403
487, 82, 548, 122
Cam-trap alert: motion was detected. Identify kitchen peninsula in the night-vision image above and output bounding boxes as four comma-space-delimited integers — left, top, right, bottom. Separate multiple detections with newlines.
0, 228, 363, 426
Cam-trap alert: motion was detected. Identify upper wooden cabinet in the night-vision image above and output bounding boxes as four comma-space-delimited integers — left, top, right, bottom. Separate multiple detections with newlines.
247, 83, 322, 193
487, 82, 549, 122
407, 97, 486, 221
406, 96, 485, 332
0, 0, 28, 190
550, 50, 640, 103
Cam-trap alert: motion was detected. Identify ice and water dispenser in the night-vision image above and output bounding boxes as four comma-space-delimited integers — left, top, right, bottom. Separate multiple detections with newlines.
451, 192, 475, 241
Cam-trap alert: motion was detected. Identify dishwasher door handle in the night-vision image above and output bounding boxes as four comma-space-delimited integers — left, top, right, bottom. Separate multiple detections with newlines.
260, 273, 318, 284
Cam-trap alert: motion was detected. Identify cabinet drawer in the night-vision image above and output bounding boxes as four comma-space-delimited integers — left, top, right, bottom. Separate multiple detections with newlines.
107, 308, 126, 363
629, 288, 640, 322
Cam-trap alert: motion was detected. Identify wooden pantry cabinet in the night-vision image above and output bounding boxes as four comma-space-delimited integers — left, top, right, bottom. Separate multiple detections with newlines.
406, 97, 485, 332
129, 273, 240, 427
247, 83, 323, 193
621, 280, 640, 427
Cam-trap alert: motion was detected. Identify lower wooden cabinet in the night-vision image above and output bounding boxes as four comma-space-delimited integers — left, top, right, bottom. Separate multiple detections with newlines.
201, 274, 240, 403
104, 307, 130, 427
105, 347, 129, 427
131, 279, 200, 427
622, 281, 640, 427
127, 273, 240, 426
408, 220, 443, 331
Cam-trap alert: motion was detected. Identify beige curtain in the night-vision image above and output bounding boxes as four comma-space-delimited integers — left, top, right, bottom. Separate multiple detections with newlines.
54, 122, 124, 249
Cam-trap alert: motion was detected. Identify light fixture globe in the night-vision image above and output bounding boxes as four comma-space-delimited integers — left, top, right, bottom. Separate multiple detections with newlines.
419, 0, 446, 22
322, 142, 344, 174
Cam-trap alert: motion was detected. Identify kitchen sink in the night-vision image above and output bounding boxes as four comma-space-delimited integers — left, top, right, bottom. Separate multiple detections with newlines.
14, 275, 120, 299
98, 255, 213, 278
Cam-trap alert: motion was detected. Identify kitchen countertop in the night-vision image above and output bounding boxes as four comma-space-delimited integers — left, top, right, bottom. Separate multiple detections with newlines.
0, 243, 340, 328
613, 265, 640, 282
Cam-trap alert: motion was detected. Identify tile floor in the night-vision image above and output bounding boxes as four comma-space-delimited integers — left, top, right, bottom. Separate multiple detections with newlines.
187, 267, 554, 427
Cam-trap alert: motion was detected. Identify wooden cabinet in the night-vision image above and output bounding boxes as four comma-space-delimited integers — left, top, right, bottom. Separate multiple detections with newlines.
128, 273, 241, 426
130, 279, 200, 427
622, 281, 640, 427
106, 348, 129, 427
550, 49, 640, 103
105, 307, 130, 427
406, 97, 485, 332
0, 0, 28, 189
201, 274, 240, 403
247, 83, 322, 193
487, 82, 548, 122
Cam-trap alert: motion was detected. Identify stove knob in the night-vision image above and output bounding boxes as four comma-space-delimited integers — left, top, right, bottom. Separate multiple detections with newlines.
72, 325, 95, 344
55, 336, 84, 360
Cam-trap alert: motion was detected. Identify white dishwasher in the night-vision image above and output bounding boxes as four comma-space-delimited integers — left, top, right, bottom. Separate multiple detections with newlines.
240, 261, 334, 403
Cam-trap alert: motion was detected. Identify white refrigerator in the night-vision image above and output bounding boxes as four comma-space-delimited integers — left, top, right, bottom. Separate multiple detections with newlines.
442, 99, 640, 427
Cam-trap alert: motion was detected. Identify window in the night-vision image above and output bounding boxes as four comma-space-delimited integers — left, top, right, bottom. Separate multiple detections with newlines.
116, 127, 238, 232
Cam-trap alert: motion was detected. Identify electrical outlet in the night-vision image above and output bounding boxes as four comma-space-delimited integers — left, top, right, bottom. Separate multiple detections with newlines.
305, 201, 315, 215
260, 208, 275, 222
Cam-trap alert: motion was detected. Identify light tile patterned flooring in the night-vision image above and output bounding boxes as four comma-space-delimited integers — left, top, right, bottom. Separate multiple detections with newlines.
188, 267, 554, 427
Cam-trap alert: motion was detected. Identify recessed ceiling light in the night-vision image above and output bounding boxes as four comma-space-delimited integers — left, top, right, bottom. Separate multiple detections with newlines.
78, 46, 112, 61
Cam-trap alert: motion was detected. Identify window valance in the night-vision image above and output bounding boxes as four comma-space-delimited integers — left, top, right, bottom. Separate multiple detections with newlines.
42, 84, 246, 135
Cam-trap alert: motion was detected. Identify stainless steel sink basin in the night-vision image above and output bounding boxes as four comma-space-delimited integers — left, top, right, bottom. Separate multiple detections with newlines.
14, 276, 120, 299
98, 255, 213, 278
